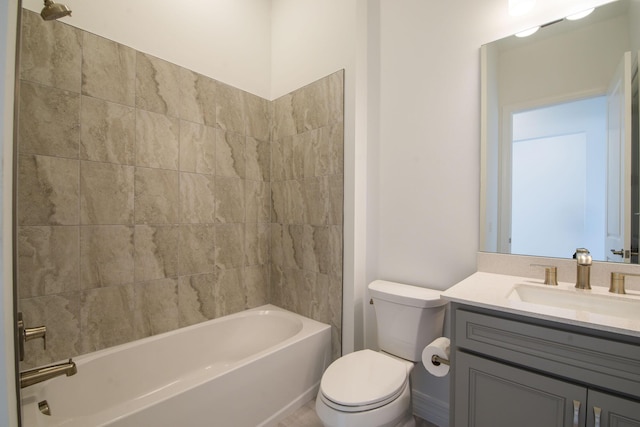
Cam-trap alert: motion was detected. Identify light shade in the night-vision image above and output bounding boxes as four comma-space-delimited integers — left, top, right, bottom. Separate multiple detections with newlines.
509, 0, 536, 16
566, 8, 595, 20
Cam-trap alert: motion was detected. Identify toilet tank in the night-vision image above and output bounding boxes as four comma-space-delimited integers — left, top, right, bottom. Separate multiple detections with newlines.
369, 280, 447, 362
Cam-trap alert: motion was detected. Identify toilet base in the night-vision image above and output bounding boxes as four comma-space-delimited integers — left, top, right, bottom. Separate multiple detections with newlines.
315, 380, 413, 427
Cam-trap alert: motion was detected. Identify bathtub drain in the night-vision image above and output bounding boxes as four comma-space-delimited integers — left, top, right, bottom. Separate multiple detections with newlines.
38, 400, 51, 416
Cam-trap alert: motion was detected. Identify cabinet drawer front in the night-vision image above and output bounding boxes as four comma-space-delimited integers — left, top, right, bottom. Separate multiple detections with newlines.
455, 309, 640, 399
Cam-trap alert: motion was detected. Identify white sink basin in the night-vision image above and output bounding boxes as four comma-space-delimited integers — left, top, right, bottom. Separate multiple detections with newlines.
507, 284, 640, 320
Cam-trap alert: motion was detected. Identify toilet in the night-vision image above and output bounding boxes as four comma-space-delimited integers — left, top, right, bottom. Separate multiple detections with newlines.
315, 280, 447, 427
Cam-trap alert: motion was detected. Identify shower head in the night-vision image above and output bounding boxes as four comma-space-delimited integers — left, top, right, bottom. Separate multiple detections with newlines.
40, 0, 72, 21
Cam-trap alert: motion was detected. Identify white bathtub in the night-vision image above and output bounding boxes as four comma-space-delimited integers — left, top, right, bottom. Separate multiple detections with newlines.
21, 305, 332, 427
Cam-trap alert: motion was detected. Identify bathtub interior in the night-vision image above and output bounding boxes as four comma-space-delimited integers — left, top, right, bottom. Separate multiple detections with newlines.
21, 305, 331, 427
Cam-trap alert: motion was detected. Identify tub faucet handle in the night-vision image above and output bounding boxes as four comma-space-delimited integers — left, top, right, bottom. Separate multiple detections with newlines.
17, 313, 46, 361
530, 264, 558, 286
24, 325, 47, 350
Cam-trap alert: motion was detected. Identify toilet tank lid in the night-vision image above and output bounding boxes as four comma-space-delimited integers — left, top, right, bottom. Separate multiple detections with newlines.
368, 280, 447, 308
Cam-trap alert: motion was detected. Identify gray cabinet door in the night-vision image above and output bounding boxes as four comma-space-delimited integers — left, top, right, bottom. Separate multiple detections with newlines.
587, 390, 640, 427
455, 351, 587, 427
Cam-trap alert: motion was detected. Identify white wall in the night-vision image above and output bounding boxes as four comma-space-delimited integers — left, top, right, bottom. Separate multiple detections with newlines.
0, 0, 18, 425
22, 0, 273, 99
370, 0, 617, 418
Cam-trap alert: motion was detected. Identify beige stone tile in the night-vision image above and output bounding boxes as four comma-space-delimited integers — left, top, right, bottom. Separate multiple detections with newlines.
245, 180, 270, 224
81, 33, 135, 106
301, 129, 322, 179
291, 79, 329, 133
215, 223, 245, 270
179, 68, 216, 126
133, 278, 179, 339
284, 180, 304, 224
215, 267, 245, 316
80, 96, 135, 165
18, 154, 79, 226
178, 224, 215, 275
244, 91, 270, 141
134, 167, 179, 224
134, 225, 179, 282
80, 161, 134, 225
80, 284, 135, 353
216, 129, 245, 178
271, 180, 286, 224
179, 121, 215, 174
270, 137, 287, 182
135, 109, 179, 170
19, 293, 81, 368
246, 136, 270, 182
311, 225, 343, 278
214, 177, 244, 223
19, 80, 80, 158
216, 82, 245, 135
325, 121, 344, 175
244, 265, 269, 308
136, 52, 181, 117
245, 223, 269, 267
296, 270, 317, 318
270, 224, 285, 268
18, 226, 80, 298
80, 225, 134, 289
180, 172, 214, 224
283, 224, 305, 270
302, 177, 329, 226
311, 273, 331, 325
290, 132, 309, 180
177, 273, 215, 326
272, 93, 296, 140
328, 174, 343, 225
20, 10, 82, 93
327, 70, 345, 124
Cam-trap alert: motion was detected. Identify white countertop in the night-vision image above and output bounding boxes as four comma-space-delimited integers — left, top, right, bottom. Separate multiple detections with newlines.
442, 271, 640, 338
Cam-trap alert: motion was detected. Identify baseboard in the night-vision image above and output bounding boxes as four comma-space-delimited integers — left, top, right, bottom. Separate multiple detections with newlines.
412, 389, 449, 427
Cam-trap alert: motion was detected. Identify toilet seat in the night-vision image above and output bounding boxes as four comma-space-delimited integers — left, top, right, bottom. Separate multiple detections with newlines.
319, 350, 411, 413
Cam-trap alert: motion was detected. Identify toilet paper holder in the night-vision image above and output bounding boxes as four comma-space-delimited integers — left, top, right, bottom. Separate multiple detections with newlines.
431, 354, 450, 366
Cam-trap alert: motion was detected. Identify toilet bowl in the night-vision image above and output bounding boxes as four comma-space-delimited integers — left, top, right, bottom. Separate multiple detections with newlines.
315, 349, 416, 427
315, 280, 446, 427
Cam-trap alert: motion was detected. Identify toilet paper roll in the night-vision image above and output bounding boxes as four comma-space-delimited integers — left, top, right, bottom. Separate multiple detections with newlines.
422, 337, 450, 377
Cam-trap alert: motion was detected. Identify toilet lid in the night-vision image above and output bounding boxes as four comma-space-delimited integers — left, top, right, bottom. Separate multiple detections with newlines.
320, 349, 409, 408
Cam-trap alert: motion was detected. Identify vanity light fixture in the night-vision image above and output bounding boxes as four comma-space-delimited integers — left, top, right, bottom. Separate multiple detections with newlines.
509, 0, 536, 16
515, 26, 540, 37
566, 8, 595, 21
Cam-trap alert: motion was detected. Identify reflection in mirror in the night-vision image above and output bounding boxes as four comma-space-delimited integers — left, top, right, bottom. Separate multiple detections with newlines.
481, 0, 640, 263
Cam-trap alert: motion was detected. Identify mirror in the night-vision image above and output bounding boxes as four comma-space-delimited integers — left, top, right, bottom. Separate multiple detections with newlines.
481, 0, 640, 263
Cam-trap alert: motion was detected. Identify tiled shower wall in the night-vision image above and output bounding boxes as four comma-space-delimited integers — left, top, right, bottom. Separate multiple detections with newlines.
17, 10, 343, 367
270, 74, 344, 359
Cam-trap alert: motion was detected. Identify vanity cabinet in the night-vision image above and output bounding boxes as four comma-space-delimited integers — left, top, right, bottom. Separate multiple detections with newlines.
451, 304, 640, 427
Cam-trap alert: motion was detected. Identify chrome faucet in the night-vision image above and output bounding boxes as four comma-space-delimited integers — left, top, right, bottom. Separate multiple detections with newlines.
20, 359, 77, 389
574, 248, 592, 290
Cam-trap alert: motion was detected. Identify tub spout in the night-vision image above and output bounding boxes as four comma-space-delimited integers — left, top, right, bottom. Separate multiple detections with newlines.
20, 359, 77, 389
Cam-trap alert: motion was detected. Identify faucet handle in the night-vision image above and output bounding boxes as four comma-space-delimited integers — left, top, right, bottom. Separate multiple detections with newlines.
530, 264, 558, 286
609, 272, 640, 294
17, 313, 47, 362
574, 248, 592, 265
24, 325, 47, 350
